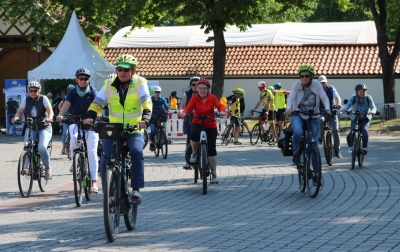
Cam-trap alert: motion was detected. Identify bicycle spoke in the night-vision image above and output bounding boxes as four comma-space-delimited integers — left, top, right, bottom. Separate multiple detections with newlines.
17, 150, 33, 197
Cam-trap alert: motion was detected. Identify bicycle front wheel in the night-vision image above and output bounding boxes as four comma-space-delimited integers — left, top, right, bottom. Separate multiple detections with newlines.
224, 125, 232, 146
298, 146, 306, 193
323, 130, 333, 166
66, 132, 71, 160
358, 134, 364, 167
306, 145, 322, 198
143, 130, 149, 149
160, 128, 168, 159
17, 150, 33, 197
83, 157, 91, 201
351, 132, 358, 170
274, 122, 281, 140
73, 153, 83, 207
0, 116, 6, 134
250, 124, 261, 146
200, 144, 208, 195
104, 167, 120, 242
37, 155, 48, 192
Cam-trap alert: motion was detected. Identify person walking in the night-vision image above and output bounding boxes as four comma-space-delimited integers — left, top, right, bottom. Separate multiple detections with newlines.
5, 96, 18, 136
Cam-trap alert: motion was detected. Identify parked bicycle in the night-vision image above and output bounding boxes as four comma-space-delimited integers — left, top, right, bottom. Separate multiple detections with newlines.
250, 111, 280, 146
94, 122, 140, 242
66, 115, 94, 207
321, 105, 338, 166
291, 110, 324, 198
185, 113, 221, 194
344, 110, 380, 170
17, 118, 52, 197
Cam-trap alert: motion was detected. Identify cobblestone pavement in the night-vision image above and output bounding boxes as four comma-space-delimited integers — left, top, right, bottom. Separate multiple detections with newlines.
0, 132, 399, 251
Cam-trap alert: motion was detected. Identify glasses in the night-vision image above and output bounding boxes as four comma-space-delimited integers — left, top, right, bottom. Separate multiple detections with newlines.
198, 87, 208, 91
78, 77, 89, 81
154, 91, 160, 94
191, 84, 197, 87
116, 68, 131, 73
29, 89, 38, 93
300, 75, 311, 78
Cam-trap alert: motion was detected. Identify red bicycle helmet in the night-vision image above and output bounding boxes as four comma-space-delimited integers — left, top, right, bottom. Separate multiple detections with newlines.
197, 78, 210, 88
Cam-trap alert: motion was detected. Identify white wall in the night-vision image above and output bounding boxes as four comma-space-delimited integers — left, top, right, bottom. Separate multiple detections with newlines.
151, 77, 400, 117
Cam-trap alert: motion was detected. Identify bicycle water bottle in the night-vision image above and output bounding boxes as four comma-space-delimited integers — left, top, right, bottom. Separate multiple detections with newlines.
82, 176, 87, 188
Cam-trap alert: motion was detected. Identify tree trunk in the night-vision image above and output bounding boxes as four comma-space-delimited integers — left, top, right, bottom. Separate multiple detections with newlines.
381, 60, 396, 104
211, 28, 226, 99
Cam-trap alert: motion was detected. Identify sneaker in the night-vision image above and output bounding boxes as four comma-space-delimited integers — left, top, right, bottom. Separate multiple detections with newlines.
91, 184, 99, 194
335, 150, 342, 158
211, 174, 219, 184
149, 144, 155, 152
361, 148, 368, 155
233, 141, 242, 145
190, 153, 197, 163
69, 165, 73, 173
45, 167, 52, 180
130, 190, 143, 205
292, 153, 300, 166
183, 163, 192, 170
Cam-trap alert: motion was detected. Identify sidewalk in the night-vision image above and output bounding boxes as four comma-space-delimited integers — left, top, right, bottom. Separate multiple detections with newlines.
0, 133, 399, 251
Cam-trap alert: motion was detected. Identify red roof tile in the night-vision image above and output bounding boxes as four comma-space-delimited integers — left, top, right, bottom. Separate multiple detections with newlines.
104, 44, 400, 77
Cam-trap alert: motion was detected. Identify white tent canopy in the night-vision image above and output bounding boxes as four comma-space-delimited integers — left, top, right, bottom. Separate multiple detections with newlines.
108, 21, 377, 47
28, 11, 115, 90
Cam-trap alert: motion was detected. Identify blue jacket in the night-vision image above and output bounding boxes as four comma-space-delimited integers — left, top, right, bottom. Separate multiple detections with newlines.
341, 94, 376, 121
151, 95, 170, 112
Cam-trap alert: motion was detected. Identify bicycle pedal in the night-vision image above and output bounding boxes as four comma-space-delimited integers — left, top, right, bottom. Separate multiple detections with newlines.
211, 181, 218, 185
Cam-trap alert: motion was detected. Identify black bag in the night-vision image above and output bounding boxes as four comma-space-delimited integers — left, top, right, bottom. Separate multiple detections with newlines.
151, 108, 169, 123
278, 127, 293, 156
96, 122, 124, 139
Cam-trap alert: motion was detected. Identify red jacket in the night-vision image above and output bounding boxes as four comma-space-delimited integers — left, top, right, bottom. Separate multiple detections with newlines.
182, 93, 225, 128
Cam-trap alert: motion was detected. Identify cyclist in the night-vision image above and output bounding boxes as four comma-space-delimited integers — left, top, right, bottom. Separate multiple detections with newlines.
56, 69, 100, 193
58, 84, 75, 154
274, 82, 290, 131
149, 86, 170, 151
84, 54, 151, 203
178, 78, 226, 183
226, 88, 245, 145
285, 64, 331, 165
318, 75, 343, 158
179, 76, 200, 169
12, 81, 54, 180
340, 83, 377, 155
252, 81, 276, 143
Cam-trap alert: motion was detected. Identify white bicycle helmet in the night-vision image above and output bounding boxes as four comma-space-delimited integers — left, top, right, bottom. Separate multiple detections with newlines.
153, 86, 162, 92
27, 81, 41, 90
257, 81, 266, 89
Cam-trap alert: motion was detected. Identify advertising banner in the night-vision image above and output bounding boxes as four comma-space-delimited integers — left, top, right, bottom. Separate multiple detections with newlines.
5, 79, 26, 135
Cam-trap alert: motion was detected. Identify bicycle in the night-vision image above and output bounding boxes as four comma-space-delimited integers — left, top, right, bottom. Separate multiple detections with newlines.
94, 122, 140, 242
250, 111, 280, 146
291, 110, 324, 198
345, 110, 380, 170
66, 115, 93, 207
321, 105, 338, 166
150, 108, 169, 159
17, 118, 52, 197
185, 113, 221, 194
220, 115, 234, 145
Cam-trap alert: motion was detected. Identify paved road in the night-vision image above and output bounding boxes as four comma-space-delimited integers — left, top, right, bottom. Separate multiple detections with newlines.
0, 132, 399, 251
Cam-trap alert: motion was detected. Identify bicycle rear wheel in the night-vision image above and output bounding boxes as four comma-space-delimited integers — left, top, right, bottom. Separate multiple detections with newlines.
143, 130, 149, 149
200, 144, 208, 195
0, 116, 6, 134
154, 131, 160, 157
37, 155, 48, 192
306, 145, 322, 198
358, 134, 364, 167
83, 157, 91, 201
160, 128, 168, 159
17, 150, 33, 197
73, 153, 83, 207
104, 167, 120, 242
124, 169, 138, 231
298, 147, 306, 193
250, 124, 261, 146
351, 132, 358, 170
224, 125, 232, 146
323, 130, 333, 166
274, 122, 281, 140
66, 131, 71, 160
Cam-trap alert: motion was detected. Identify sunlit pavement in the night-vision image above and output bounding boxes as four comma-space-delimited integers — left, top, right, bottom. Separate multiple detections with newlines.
0, 132, 399, 251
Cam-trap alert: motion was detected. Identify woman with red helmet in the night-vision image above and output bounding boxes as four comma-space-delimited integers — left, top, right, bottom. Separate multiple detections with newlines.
178, 78, 226, 184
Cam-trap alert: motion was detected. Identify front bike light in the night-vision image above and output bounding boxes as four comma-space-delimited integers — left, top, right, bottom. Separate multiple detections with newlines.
200, 131, 207, 141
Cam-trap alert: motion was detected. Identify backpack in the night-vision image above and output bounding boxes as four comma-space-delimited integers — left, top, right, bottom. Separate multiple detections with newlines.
277, 127, 293, 156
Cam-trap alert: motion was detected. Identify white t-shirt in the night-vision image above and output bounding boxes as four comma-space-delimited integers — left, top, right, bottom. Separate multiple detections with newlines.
20, 95, 51, 117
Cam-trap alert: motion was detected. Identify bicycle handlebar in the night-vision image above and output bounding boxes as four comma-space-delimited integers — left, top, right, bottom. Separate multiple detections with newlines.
343, 110, 380, 116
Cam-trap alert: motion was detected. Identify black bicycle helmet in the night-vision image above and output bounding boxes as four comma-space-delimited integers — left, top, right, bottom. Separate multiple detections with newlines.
75, 68, 91, 77
355, 83, 367, 91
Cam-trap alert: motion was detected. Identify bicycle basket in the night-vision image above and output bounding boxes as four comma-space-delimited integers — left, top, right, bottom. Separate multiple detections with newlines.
151, 109, 168, 123
96, 122, 124, 139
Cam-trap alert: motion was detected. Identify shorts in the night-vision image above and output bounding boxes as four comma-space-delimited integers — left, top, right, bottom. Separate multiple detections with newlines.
190, 123, 218, 156
268, 110, 276, 122
276, 109, 286, 122
230, 116, 240, 127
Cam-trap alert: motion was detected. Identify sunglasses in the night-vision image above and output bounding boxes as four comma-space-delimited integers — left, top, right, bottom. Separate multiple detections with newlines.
29, 89, 38, 93
191, 83, 197, 87
154, 91, 161, 94
78, 77, 89, 81
116, 68, 131, 73
300, 75, 311, 78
